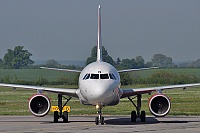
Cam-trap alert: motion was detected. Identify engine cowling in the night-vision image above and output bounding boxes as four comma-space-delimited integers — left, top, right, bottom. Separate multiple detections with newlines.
29, 94, 51, 117
148, 94, 171, 117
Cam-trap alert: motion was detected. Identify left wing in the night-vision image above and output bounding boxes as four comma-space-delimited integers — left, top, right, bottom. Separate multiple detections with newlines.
0, 83, 78, 98
40, 67, 81, 73
121, 83, 200, 98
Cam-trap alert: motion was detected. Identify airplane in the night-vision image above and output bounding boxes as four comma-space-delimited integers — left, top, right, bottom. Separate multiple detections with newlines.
0, 5, 200, 125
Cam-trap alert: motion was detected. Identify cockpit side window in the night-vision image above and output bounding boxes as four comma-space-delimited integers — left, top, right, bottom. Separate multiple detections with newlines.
85, 74, 90, 79
109, 73, 117, 80
100, 74, 109, 79
83, 74, 90, 80
90, 74, 99, 79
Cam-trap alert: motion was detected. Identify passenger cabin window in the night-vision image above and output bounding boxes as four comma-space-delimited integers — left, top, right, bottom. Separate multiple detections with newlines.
90, 74, 99, 79
100, 74, 109, 79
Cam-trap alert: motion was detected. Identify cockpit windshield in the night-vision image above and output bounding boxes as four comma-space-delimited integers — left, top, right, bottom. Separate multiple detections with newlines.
100, 74, 109, 79
90, 74, 99, 79
83, 73, 117, 80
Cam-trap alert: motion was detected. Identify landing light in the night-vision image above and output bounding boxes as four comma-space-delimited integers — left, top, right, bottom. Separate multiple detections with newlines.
96, 105, 100, 109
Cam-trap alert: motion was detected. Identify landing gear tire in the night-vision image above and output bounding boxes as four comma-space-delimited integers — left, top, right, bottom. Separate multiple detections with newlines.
62, 111, 68, 123
100, 117, 104, 125
131, 111, 137, 122
95, 116, 104, 125
95, 117, 99, 125
54, 111, 59, 123
128, 95, 146, 123
140, 111, 146, 122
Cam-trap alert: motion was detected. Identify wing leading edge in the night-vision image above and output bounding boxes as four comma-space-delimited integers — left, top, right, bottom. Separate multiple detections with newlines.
118, 67, 158, 73
121, 83, 200, 98
40, 67, 81, 73
0, 83, 78, 98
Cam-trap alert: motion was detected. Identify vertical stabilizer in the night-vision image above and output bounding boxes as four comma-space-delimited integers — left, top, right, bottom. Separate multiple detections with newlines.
97, 5, 102, 62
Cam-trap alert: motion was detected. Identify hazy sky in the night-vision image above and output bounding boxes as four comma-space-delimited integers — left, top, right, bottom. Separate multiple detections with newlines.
0, 0, 200, 62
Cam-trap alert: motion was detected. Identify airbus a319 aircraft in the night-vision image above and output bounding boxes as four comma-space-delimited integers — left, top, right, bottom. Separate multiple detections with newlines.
0, 5, 200, 125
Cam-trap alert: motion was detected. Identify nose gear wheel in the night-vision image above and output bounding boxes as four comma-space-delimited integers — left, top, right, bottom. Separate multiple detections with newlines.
95, 105, 104, 125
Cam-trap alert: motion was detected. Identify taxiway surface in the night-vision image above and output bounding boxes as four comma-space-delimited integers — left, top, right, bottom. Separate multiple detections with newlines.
0, 116, 199, 133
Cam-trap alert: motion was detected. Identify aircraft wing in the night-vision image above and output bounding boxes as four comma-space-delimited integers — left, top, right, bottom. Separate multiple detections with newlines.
40, 67, 81, 73
121, 83, 200, 98
118, 67, 158, 73
0, 83, 78, 98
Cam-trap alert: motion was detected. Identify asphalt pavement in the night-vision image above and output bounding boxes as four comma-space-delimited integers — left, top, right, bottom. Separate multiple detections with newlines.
0, 116, 199, 133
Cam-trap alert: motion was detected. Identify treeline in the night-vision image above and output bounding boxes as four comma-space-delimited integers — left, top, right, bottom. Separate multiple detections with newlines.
1, 45, 200, 69
1, 70, 199, 86
86, 46, 200, 69
0, 46, 82, 70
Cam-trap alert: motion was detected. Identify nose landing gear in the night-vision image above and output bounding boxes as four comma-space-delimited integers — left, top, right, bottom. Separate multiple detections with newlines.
95, 105, 104, 125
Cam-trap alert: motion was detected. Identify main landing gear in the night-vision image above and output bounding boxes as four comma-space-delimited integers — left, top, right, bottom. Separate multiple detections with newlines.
95, 105, 104, 125
54, 94, 72, 123
128, 94, 146, 122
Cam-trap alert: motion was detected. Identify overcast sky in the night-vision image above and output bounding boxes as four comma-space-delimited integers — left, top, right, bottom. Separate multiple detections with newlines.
0, 0, 200, 62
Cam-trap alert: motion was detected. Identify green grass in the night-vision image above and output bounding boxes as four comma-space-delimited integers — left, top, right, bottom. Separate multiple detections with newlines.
131, 68, 200, 78
0, 85, 200, 116
0, 69, 78, 81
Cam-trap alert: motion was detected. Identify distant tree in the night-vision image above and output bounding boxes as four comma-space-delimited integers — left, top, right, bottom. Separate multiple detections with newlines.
120, 58, 136, 69
116, 57, 121, 65
0, 58, 3, 68
45, 59, 60, 68
86, 46, 115, 66
185, 59, 200, 68
145, 61, 153, 67
3, 46, 34, 69
115, 57, 122, 69
151, 54, 174, 68
135, 56, 145, 68
194, 59, 200, 68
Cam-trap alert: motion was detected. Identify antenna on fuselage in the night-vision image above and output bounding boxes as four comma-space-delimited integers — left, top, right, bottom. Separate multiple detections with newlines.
97, 5, 102, 62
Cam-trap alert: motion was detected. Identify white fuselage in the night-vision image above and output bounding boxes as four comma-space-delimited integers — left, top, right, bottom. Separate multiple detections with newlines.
77, 61, 122, 106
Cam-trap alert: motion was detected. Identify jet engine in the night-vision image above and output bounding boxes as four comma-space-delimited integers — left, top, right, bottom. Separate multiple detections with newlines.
29, 94, 51, 117
148, 94, 171, 117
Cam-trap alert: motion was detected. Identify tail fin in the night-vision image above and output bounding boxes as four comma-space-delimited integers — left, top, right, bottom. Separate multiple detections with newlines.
97, 5, 102, 62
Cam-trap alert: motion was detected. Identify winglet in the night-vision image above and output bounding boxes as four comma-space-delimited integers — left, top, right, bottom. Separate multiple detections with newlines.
97, 5, 102, 62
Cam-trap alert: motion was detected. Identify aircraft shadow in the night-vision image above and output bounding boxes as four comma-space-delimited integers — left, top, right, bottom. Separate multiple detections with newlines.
104, 117, 158, 125
104, 116, 199, 125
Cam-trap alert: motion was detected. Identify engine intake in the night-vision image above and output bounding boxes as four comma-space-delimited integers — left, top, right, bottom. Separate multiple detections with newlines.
148, 94, 171, 117
29, 94, 51, 117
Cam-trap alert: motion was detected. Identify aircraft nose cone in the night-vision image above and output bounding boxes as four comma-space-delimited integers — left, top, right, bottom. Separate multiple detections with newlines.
85, 82, 114, 105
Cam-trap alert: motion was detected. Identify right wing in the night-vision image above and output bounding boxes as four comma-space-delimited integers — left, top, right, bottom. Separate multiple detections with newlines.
121, 83, 200, 98
117, 67, 158, 73
40, 67, 82, 73
0, 83, 78, 98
